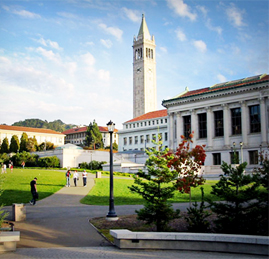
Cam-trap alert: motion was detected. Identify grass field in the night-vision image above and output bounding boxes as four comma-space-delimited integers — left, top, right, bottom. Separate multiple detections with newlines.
81, 178, 220, 205
0, 168, 66, 206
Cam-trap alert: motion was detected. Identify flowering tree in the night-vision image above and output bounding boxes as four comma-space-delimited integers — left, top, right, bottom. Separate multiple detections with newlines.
165, 134, 206, 204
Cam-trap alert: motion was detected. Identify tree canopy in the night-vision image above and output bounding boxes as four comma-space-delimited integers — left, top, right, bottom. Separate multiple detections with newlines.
84, 120, 103, 149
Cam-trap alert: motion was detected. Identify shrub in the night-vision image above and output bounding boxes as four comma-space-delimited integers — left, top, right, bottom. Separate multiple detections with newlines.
38, 156, 60, 168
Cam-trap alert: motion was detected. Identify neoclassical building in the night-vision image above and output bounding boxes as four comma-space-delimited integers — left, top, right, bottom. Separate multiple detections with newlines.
118, 109, 168, 151
0, 125, 65, 147
162, 74, 269, 173
62, 126, 118, 147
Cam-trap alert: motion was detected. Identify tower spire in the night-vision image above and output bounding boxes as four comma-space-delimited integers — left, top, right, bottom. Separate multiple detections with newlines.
137, 14, 151, 40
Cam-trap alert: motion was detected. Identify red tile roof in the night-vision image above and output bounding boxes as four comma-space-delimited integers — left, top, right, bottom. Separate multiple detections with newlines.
62, 126, 118, 135
125, 109, 167, 123
165, 74, 269, 102
0, 125, 64, 135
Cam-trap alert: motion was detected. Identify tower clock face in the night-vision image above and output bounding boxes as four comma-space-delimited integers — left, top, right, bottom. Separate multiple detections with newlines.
136, 67, 142, 73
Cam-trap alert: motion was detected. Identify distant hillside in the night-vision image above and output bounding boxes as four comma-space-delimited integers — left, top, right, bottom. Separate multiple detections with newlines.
12, 119, 77, 132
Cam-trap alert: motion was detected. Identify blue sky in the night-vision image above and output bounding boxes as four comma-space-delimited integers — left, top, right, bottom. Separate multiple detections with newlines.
0, 0, 268, 129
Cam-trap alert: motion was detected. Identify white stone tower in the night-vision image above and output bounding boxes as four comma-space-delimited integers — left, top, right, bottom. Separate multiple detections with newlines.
133, 14, 157, 118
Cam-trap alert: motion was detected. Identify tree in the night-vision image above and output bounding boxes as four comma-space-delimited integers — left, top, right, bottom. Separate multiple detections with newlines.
165, 134, 206, 205
208, 161, 264, 235
0, 137, 9, 154
84, 120, 103, 149
26, 136, 37, 152
129, 140, 180, 231
20, 132, 28, 152
10, 135, 20, 153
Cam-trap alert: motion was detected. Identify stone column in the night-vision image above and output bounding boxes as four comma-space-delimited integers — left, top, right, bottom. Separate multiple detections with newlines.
191, 109, 196, 147
222, 104, 230, 148
260, 97, 267, 145
206, 107, 213, 149
241, 101, 248, 146
176, 112, 182, 146
168, 112, 174, 150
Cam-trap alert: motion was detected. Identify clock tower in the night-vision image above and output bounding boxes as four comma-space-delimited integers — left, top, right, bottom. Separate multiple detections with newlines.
133, 14, 157, 118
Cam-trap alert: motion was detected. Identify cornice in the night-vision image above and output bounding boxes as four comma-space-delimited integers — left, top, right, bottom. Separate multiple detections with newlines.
162, 81, 269, 108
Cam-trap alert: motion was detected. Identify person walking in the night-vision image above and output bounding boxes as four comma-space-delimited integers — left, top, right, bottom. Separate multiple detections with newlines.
66, 170, 71, 187
21, 161, 25, 169
3, 163, 7, 173
30, 177, 38, 205
82, 170, 87, 187
73, 170, 79, 187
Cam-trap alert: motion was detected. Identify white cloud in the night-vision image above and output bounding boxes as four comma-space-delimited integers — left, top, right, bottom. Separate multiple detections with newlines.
97, 69, 110, 81
160, 47, 167, 53
2, 5, 41, 19
122, 7, 140, 23
35, 37, 62, 50
80, 52, 95, 66
175, 28, 187, 41
217, 74, 227, 82
98, 23, 123, 41
166, 0, 196, 21
193, 40, 207, 53
226, 3, 246, 28
36, 47, 61, 63
196, 5, 207, 17
100, 39, 113, 49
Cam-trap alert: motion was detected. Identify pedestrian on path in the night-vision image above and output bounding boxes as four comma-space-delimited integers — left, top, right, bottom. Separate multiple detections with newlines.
30, 177, 38, 205
73, 170, 79, 187
66, 170, 71, 187
3, 163, 7, 173
82, 170, 87, 187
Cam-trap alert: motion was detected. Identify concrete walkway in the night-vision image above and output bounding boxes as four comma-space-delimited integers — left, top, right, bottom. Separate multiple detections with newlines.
1, 173, 266, 258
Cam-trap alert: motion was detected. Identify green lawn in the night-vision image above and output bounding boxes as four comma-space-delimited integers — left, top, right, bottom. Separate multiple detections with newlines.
0, 168, 66, 206
81, 178, 220, 205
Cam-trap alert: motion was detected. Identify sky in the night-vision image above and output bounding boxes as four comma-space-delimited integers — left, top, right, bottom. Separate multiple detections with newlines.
0, 0, 268, 130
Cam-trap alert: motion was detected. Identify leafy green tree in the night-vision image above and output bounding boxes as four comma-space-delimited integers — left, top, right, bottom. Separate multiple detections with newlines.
11, 151, 38, 167
0, 137, 9, 154
26, 136, 37, 152
9, 135, 20, 153
129, 140, 180, 231
20, 132, 28, 152
0, 153, 9, 164
85, 120, 103, 149
208, 161, 264, 235
37, 141, 54, 151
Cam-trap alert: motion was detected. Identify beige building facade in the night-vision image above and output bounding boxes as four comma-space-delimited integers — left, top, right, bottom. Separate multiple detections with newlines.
0, 125, 65, 148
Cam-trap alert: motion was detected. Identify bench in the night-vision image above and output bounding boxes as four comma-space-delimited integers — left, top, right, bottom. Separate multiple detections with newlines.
0, 231, 20, 252
110, 230, 269, 256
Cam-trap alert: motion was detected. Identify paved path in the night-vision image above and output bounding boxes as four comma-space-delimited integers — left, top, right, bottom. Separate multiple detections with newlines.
1, 173, 266, 258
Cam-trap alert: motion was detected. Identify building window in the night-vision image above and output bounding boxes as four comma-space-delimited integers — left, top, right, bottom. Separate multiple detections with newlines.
148, 121, 151, 126
214, 110, 224, 137
135, 136, 138, 144
156, 120, 159, 124
146, 134, 150, 143
152, 120, 155, 125
231, 108, 241, 135
161, 119, 163, 124
249, 105, 261, 133
230, 151, 239, 164
129, 137, 132, 145
152, 134, 156, 140
249, 150, 259, 164
183, 115, 191, 138
165, 119, 167, 123
213, 153, 221, 165
164, 132, 168, 141
144, 122, 147, 126
137, 123, 139, 127
141, 122, 143, 127
133, 124, 135, 128
140, 135, 144, 144
124, 137, 127, 145
159, 133, 162, 141
198, 113, 207, 138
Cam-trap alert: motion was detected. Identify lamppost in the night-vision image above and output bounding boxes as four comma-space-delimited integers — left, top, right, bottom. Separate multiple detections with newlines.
106, 120, 118, 221
240, 142, 243, 163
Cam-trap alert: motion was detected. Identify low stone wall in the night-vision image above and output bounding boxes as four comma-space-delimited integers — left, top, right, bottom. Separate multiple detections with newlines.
110, 230, 269, 256
0, 231, 20, 252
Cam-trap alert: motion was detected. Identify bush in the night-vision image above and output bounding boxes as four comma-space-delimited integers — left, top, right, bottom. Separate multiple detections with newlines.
37, 156, 60, 168
11, 151, 39, 167
79, 160, 106, 170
